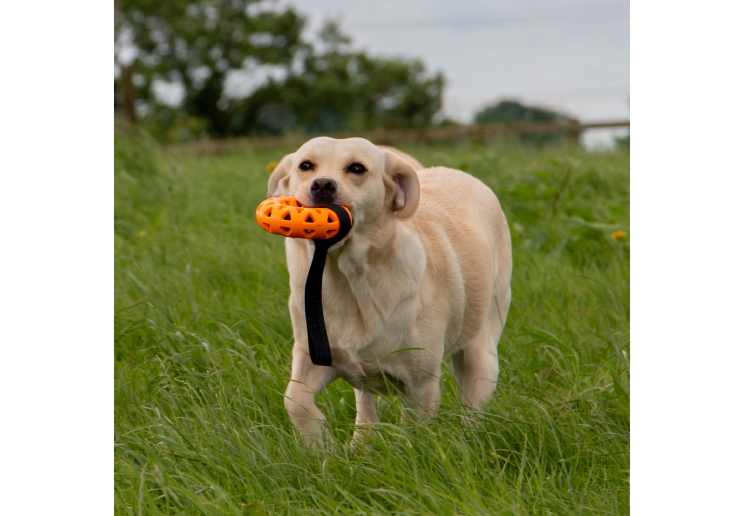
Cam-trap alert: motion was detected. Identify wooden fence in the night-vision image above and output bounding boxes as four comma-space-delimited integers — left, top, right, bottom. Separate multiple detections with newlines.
166, 120, 630, 153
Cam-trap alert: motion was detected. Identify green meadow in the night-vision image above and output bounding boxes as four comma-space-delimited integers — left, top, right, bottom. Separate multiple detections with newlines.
115, 130, 629, 515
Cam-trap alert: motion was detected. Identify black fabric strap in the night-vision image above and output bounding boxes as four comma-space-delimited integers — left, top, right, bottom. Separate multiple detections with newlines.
304, 205, 352, 366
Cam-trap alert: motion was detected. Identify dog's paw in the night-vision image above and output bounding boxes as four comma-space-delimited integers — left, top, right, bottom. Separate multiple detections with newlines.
299, 425, 339, 454
348, 425, 378, 455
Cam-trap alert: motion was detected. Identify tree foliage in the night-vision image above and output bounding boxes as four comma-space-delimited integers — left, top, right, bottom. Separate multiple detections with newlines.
220, 22, 444, 136
475, 100, 578, 145
115, 0, 306, 137
114, 3, 444, 140
475, 100, 573, 125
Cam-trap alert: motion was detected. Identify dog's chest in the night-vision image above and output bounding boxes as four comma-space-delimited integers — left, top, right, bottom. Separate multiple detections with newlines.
321, 248, 423, 346
324, 305, 414, 386
330, 346, 408, 394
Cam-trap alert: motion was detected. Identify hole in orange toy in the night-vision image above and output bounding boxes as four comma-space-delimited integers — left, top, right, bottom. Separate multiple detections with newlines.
283, 213, 291, 221
305, 214, 314, 223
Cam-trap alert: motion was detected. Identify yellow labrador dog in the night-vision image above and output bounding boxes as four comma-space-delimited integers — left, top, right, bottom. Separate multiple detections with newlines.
268, 137, 512, 446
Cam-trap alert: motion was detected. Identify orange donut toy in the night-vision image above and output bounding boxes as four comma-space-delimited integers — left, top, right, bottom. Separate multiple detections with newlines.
256, 197, 353, 240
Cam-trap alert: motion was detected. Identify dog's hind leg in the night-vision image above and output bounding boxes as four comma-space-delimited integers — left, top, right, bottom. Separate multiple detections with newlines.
350, 388, 380, 451
284, 349, 339, 446
354, 388, 380, 426
451, 300, 506, 411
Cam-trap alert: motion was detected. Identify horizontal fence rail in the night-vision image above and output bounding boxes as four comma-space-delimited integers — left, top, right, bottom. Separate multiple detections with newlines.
327, 120, 630, 143
165, 120, 630, 153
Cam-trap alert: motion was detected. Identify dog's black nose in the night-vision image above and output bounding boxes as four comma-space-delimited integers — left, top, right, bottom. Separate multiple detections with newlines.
309, 177, 338, 204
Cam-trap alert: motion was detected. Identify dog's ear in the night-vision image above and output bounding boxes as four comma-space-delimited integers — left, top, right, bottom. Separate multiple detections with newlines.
377, 145, 424, 171
267, 153, 294, 197
383, 149, 420, 219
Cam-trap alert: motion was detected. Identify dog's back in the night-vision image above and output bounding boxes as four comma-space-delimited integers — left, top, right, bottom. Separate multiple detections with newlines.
410, 167, 512, 356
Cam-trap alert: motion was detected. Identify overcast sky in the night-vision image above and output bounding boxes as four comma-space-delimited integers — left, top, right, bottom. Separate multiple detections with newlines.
281, 0, 629, 125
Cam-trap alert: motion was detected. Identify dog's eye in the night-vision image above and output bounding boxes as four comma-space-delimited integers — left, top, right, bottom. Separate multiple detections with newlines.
347, 163, 367, 174
299, 161, 315, 171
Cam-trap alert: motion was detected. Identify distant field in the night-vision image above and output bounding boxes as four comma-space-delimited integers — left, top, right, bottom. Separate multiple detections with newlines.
115, 132, 629, 515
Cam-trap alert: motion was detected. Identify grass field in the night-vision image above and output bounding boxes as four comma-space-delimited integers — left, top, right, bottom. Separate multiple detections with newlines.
114, 131, 630, 515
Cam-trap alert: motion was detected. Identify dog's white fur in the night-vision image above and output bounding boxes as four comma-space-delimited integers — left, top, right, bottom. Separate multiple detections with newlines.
268, 137, 512, 446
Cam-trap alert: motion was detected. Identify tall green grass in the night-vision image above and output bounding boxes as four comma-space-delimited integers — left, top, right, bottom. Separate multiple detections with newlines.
115, 134, 629, 515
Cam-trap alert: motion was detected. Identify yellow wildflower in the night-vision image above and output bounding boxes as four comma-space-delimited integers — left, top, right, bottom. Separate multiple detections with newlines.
138, 230, 147, 238
611, 230, 627, 241
265, 161, 278, 172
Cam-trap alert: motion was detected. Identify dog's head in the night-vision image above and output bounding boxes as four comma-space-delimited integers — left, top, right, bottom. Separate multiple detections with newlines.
267, 137, 420, 232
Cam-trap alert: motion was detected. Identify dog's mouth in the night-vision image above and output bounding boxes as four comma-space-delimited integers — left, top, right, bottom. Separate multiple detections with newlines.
295, 196, 352, 212
291, 195, 355, 241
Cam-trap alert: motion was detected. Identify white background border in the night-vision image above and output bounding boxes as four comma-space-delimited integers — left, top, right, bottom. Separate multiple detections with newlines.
632, 1, 744, 513
1, 0, 743, 513
0, 1, 112, 513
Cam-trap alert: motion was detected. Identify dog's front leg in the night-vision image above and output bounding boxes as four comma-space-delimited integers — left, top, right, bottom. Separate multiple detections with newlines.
284, 348, 338, 447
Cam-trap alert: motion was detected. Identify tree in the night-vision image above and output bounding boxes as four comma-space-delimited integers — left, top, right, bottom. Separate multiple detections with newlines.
474, 100, 578, 144
115, 9, 444, 139
475, 99, 576, 124
114, 0, 306, 136
221, 21, 445, 136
